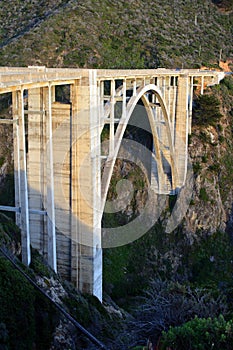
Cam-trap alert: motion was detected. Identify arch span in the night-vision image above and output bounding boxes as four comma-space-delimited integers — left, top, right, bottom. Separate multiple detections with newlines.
101, 83, 178, 214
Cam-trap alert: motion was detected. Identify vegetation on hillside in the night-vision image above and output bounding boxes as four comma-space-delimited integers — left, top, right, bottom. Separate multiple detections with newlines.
0, 0, 70, 46
0, 0, 232, 69
159, 315, 233, 350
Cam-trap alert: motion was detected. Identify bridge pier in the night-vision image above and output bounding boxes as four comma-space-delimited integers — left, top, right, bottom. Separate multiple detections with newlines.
70, 71, 102, 300
12, 90, 31, 265
27, 86, 57, 271
175, 74, 189, 188
15, 72, 102, 300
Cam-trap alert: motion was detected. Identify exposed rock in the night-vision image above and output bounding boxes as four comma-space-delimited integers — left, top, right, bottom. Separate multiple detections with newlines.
183, 111, 233, 238
36, 276, 68, 304
103, 304, 123, 318
184, 173, 227, 235
50, 320, 76, 350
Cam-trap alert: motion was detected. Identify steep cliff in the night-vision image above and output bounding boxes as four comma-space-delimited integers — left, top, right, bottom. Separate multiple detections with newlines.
185, 76, 233, 236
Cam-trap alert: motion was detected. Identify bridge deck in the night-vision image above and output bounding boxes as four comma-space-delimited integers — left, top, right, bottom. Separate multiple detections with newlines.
0, 67, 224, 94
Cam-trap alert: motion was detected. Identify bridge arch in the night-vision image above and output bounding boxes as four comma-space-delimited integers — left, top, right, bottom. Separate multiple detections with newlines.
101, 83, 178, 213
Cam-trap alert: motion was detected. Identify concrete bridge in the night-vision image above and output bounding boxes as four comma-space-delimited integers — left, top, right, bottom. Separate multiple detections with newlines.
0, 67, 224, 301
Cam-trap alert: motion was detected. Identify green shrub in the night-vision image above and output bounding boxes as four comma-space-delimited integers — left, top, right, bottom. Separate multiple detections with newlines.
198, 131, 211, 143
217, 123, 223, 132
208, 162, 220, 173
218, 135, 225, 143
193, 94, 222, 127
159, 315, 233, 350
199, 187, 209, 201
221, 76, 233, 94
201, 155, 208, 163
186, 230, 233, 288
193, 162, 202, 174
30, 249, 51, 278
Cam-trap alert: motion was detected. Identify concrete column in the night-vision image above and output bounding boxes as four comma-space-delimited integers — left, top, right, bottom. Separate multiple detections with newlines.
175, 74, 189, 188
109, 80, 115, 156
155, 78, 172, 192
12, 91, 21, 227
46, 84, 57, 272
201, 75, 204, 95
70, 81, 80, 284
71, 70, 102, 301
98, 80, 104, 129
122, 79, 127, 118
162, 77, 166, 99
169, 76, 178, 144
188, 76, 194, 134
27, 87, 45, 253
27, 85, 57, 271
133, 78, 137, 96
17, 90, 31, 265
52, 100, 72, 278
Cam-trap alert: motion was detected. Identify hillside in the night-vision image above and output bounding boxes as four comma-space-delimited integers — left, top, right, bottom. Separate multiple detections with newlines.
0, 0, 232, 69
0, 0, 233, 349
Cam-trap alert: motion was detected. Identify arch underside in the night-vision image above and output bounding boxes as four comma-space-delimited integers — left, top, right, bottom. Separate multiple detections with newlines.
100, 83, 179, 215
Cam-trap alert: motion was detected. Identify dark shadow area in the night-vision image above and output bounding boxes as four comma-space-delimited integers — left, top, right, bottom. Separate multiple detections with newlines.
0, 174, 15, 220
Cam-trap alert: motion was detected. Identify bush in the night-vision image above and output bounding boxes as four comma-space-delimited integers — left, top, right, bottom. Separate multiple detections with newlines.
129, 279, 228, 344
186, 230, 233, 289
218, 134, 225, 143
159, 315, 233, 350
201, 155, 208, 163
193, 94, 222, 126
221, 76, 233, 95
193, 161, 202, 174
199, 187, 209, 201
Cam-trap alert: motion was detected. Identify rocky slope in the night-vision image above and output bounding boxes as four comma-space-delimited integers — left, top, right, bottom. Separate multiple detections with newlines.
185, 77, 233, 236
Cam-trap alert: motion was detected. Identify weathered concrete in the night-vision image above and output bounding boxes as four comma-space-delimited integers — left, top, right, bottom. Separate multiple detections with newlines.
0, 67, 224, 301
